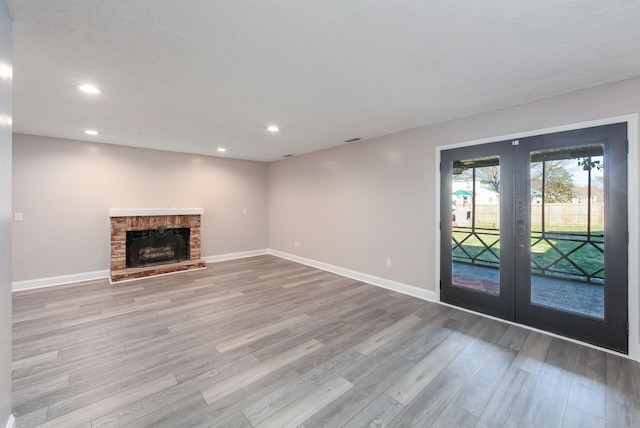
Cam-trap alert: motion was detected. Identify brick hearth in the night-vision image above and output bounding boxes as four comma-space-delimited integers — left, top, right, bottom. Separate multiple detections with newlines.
110, 210, 206, 282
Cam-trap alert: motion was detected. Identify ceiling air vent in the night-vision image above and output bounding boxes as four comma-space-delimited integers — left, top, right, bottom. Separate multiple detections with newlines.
344, 138, 361, 143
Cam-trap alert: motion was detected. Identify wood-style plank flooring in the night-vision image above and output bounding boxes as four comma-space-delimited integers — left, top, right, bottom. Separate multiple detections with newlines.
12, 255, 640, 427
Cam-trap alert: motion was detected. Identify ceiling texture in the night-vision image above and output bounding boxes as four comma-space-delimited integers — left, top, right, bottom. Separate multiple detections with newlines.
7, 0, 640, 162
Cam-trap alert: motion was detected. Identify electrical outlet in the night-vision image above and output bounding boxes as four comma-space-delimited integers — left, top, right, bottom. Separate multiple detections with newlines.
242, 208, 247, 214
14, 212, 23, 222
386, 258, 392, 268
294, 241, 300, 247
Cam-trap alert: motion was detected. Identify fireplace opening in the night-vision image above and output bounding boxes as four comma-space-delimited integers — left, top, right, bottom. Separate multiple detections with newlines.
126, 227, 190, 268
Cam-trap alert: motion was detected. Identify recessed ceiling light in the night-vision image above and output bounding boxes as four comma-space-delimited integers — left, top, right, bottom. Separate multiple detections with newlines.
78, 84, 101, 94
84, 129, 99, 135
217, 147, 226, 152
267, 125, 279, 133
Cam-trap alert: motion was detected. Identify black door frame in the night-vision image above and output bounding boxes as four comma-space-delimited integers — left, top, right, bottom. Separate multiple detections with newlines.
440, 140, 516, 320
438, 120, 634, 355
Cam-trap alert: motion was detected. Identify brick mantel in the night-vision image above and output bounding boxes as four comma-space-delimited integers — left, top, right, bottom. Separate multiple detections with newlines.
110, 208, 206, 282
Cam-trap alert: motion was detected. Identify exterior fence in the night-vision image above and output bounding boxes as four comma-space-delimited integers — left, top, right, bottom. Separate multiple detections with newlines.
454, 203, 603, 228
530, 203, 603, 228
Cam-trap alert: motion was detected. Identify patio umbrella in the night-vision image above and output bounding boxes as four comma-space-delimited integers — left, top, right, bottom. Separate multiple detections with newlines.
452, 189, 472, 196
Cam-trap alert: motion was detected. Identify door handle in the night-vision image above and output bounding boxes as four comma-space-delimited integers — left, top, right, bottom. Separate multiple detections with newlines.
518, 243, 525, 250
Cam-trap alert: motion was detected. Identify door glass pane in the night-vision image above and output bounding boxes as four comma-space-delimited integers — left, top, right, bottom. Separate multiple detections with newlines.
529, 145, 605, 318
451, 156, 500, 295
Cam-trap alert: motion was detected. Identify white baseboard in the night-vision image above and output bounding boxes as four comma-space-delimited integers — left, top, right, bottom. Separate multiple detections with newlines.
5, 414, 15, 428
12, 249, 269, 292
267, 249, 436, 302
12, 270, 109, 292
202, 249, 268, 264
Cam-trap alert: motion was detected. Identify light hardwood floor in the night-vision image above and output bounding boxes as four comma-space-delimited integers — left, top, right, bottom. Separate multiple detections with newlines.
11, 255, 640, 427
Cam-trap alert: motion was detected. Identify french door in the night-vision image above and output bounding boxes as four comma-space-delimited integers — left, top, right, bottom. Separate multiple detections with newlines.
440, 123, 628, 353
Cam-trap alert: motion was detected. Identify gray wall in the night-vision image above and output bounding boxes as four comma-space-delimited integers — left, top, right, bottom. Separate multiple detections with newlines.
268, 77, 640, 292
0, 0, 11, 424
12, 134, 268, 282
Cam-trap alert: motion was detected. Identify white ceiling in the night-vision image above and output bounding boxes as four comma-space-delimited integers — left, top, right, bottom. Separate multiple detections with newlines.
7, 1, 640, 162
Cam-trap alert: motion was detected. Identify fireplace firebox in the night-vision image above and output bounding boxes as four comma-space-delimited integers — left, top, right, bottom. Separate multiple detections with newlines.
126, 227, 190, 268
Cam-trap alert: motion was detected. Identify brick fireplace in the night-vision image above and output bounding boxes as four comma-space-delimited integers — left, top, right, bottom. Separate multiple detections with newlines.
110, 208, 206, 282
